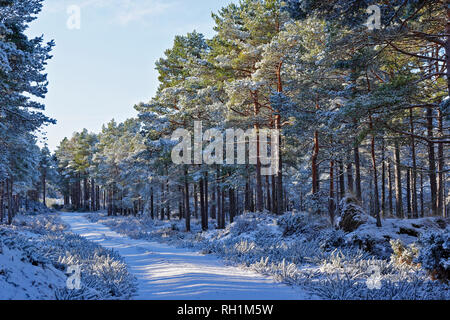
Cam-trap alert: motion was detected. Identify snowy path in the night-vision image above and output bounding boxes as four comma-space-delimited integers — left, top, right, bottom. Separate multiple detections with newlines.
61, 212, 309, 300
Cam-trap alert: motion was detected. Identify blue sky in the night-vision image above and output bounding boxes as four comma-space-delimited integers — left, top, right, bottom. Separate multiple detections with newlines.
27, 0, 233, 151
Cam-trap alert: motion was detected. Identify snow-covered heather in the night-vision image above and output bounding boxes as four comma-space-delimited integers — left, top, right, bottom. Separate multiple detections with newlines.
0, 237, 66, 300
62, 212, 310, 300
85, 211, 450, 300
0, 212, 137, 300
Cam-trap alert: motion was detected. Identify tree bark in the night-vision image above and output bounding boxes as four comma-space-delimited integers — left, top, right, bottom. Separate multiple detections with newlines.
420, 172, 424, 218
265, 175, 271, 211
7, 178, 13, 225
312, 129, 319, 195
406, 168, 412, 219
426, 107, 438, 216
211, 175, 216, 220
199, 178, 206, 231
437, 108, 445, 217
409, 109, 419, 218
42, 171, 47, 207
346, 160, 354, 195
184, 167, 190, 232
0, 181, 4, 223
329, 159, 336, 225
204, 171, 209, 220
339, 161, 345, 200
388, 161, 393, 217
229, 188, 236, 224
394, 140, 404, 218
354, 144, 362, 201
369, 117, 381, 227
150, 187, 154, 219
194, 183, 198, 219
381, 140, 386, 218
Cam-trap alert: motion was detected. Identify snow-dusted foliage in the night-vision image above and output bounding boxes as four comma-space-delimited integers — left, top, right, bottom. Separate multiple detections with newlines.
86, 211, 450, 300
0, 229, 66, 300
45, 233, 137, 300
1, 213, 137, 300
416, 232, 450, 283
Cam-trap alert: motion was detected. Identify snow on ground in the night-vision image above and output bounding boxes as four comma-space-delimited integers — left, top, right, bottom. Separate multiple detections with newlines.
84, 211, 450, 300
0, 244, 66, 300
1, 212, 137, 300
61, 212, 310, 300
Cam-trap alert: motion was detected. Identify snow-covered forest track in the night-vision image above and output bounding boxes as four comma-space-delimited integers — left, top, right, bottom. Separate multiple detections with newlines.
61, 212, 309, 300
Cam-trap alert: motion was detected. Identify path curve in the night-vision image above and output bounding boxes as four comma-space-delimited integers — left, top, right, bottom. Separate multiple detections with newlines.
61, 212, 309, 300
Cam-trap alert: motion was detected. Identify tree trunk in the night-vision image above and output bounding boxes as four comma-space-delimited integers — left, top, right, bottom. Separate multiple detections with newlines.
346, 159, 354, 195
0, 181, 4, 223
184, 167, 190, 232
166, 179, 170, 220
409, 109, 418, 218
369, 117, 381, 227
221, 188, 226, 228
255, 124, 263, 212
211, 176, 216, 220
83, 177, 89, 211
339, 161, 345, 200
160, 182, 165, 220
7, 178, 13, 225
90, 178, 95, 211
406, 168, 412, 219
354, 144, 362, 201
271, 174, 277, 213
229, 188, 236, 224
200, 178, 206, 230
420, 172, 424, 217
150, 187, 154, 219
394, 140, 404, 218
204, 171, 209, 220
329, 159, 335, 225
388, 161, 393, 217
194, 183, 198, 219
42, 172, 47, 207
426, 107, 438, 216
437, 108, 445, 217
275, 115, 283, 215
265, 175, 271, 211
217, 176, 223, 229
245, 168, 251, 212
312, 129, 319, 195
381, 140, 386, 218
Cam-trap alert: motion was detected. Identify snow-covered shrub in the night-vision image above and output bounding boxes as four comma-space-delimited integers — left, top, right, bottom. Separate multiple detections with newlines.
254, 225, 279, 246
86, 211, 450, 300
310, 275, 450, 300
13, 213, 67, 235
3, 213, 137, 300
39, 233, 137, 299
278, 211, 327, 238
229, 214, 259, 236
319, 229, 347, 252
24, 201, 52, 214
337, 196, 371, 232
390, 239, 420, 268
416, 232, 450, 282
303, 190, 329, 215
347, 233, 385, 258
234, 239, 256, 256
